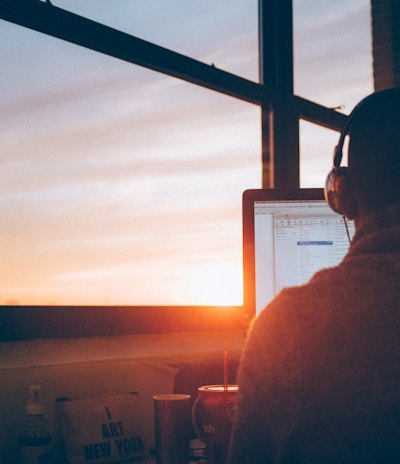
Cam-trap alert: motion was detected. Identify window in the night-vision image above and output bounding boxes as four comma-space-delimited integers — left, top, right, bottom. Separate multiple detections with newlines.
0, 2, 259, 307
0, 0, 373, 338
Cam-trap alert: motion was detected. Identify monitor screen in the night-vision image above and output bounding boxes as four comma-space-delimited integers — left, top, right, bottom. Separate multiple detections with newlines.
242, 189, 355, 319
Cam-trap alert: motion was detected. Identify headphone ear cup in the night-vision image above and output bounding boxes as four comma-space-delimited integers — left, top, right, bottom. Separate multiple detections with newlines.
324, 166, 345, 214
324, 166, 356, 217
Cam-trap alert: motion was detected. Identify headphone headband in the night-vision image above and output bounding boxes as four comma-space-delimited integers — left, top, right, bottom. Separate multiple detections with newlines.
332, 88, 400, 169
333, 97, 368, 168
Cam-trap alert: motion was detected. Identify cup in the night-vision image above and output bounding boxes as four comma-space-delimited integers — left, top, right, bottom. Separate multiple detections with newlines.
153, 393, 191, 464
192, 385, 238, 464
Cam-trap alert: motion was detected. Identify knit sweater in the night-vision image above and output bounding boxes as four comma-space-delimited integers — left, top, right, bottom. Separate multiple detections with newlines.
228, 204, 400, 464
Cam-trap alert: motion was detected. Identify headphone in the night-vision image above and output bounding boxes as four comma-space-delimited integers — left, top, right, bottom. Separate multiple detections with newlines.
324, 114, 354, 216
325, 88, 400, 217
324, 92, 379, 217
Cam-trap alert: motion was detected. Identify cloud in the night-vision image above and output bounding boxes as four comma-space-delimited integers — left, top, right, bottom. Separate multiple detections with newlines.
293, 0, 373, 107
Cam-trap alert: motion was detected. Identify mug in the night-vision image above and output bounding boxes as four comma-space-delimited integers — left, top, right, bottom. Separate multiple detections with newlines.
192, 385, 238, 464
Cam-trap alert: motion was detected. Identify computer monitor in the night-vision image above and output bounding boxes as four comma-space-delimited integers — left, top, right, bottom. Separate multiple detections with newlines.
242, 188, 354, 320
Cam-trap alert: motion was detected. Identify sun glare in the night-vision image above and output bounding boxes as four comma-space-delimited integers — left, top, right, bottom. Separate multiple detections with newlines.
183, 263, 243, 306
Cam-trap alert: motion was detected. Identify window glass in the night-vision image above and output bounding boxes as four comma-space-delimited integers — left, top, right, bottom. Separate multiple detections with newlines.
51, 0, 259, 82
1, 1, 376, 306
0, 21, 260, 306
294, 0, 373, 186
294, 0, 373, 108
299, 122, 339, 188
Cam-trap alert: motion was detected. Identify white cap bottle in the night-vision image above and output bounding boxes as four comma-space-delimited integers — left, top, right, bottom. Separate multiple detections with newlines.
18, 385, 52, 464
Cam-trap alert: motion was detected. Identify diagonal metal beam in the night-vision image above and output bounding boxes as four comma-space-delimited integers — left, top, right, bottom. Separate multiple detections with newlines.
0, 2, 346, 129
0, 0, 268, 105
294, 96, 346, 131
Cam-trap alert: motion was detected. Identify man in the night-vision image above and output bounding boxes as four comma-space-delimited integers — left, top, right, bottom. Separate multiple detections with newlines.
228, 88, 400, 464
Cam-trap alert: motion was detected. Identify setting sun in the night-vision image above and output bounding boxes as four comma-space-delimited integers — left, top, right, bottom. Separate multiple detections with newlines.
182, 264, 243, 306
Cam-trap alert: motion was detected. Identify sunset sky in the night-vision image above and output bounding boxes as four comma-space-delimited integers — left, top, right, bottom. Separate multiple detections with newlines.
0, 1, 373, 306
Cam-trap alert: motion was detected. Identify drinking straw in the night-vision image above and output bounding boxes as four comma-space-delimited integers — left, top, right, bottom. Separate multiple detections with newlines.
224, 341, 229, 391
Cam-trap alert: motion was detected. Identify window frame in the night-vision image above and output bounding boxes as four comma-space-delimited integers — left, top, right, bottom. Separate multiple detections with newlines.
0, 0, 348, 340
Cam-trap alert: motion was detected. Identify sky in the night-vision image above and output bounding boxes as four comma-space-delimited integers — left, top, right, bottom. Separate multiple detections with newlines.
0, 0, 373, 306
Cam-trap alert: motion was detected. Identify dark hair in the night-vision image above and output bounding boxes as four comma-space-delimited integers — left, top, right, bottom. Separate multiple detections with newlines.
348, 88, 400, 212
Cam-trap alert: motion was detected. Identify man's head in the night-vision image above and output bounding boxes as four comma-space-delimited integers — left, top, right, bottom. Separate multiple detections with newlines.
325, 88, 400, 221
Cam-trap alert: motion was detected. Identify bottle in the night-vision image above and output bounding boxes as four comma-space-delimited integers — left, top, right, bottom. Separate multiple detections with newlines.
18, 385, 52, 464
